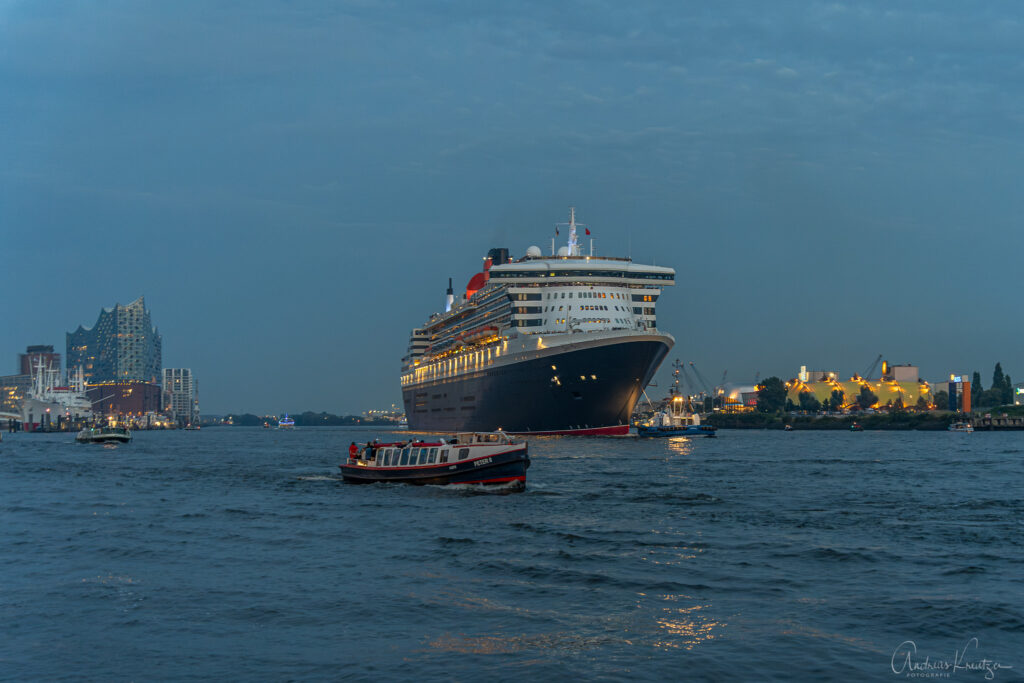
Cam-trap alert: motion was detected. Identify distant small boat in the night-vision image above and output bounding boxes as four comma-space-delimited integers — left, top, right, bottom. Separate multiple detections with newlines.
76, 426, 132, 444
784, 424, 794, 431
278, 415, 295, 429
948, 421, 974, 433
850, 423, 864, 432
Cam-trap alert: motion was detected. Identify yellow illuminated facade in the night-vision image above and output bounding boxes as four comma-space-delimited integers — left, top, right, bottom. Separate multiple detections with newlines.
785, 377, 932, 409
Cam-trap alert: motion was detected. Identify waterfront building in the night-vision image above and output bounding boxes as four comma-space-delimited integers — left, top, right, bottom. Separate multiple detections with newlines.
67, 296, 162, 384
1015, 383, 1024, 405
797, 366, 838, 383
786, 361, 932, 410
19, 345, 61, 376
880, 362, 919, 383
721, 383, 760, 410
0, 376, 29, 415
163, 368, 199, 425
87, 381, 162, 417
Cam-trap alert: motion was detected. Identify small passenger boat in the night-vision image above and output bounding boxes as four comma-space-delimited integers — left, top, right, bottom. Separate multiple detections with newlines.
278, 415, 295, 429
948, 421, 974, 433
850, 422, 864, 432
76, 425, 132, 444
339, 432, 529, 489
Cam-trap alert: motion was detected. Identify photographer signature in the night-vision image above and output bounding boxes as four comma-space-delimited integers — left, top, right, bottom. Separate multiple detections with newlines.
891, 638, 1013, 680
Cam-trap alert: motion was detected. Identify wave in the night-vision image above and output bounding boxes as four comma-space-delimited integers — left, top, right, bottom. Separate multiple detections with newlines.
628, 491, 723, 505
436, 536, 477, 546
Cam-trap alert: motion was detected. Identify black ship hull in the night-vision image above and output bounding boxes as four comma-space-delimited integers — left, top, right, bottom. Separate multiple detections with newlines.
403, 337, 671, 435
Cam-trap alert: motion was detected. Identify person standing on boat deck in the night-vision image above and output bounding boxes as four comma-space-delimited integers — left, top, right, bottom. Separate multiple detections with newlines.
348, 442, 359, 461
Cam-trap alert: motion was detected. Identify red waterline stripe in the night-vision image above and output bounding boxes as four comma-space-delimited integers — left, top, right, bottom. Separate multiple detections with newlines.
456, 476, 526, 485
511, 424, 628, 436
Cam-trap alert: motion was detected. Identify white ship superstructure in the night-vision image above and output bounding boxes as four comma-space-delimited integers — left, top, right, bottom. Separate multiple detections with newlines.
20, 357, 94, 428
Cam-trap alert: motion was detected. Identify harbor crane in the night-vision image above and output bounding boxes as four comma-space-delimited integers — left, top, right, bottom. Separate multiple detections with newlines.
689, 361, 723, 409
861, 354, 883, 381
688, 361, 714, 396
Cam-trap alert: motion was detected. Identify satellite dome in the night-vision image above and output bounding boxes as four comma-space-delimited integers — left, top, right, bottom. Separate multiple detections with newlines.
525, 245, 542, 258
556, 246, 570, 257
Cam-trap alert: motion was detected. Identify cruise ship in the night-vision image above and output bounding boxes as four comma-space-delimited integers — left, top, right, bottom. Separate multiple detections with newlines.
400, 209, 675, 435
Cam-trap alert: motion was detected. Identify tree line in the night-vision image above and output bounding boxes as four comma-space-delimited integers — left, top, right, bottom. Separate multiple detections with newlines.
224, 412, 398, 426
969, 363, 1015, 407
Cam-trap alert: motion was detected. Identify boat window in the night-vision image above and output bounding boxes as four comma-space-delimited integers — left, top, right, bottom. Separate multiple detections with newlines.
412, 451, 422, 465
429, 448, 438, 463
459, 448, 470, 459
400, 448, 410, 466
440, 449, 449, 463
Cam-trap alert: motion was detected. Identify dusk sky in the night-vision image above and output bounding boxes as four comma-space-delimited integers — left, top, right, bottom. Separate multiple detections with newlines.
3, 1, 1022, 414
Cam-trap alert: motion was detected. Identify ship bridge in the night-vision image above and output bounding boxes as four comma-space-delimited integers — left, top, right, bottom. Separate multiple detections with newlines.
488, 258, 675, 285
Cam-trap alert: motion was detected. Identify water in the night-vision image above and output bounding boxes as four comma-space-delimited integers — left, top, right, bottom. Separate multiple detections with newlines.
2, 428, 1021, 681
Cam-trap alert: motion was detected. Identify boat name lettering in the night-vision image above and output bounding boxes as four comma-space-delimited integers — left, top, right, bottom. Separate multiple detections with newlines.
474, 457, 493, 467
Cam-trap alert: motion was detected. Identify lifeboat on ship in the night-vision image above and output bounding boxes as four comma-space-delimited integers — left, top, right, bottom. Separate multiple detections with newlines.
461, 325, 498, 345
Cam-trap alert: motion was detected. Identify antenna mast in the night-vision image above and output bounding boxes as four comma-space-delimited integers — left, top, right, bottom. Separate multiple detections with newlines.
555, 207, 586, 256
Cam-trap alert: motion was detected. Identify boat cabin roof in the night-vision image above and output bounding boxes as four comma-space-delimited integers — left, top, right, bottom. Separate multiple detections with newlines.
369, 431, 516, 447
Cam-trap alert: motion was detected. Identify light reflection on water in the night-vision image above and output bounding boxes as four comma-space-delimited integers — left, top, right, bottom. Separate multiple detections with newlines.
653, 601, 725, 651
666, 437, 694, 457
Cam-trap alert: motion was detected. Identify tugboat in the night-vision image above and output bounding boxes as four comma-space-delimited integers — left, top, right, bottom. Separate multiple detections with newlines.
277, 414, 295, 429
339, 431, 529, 489
75, 425, 132, 444
636, 362, 717, 438
948, 421, 974, 433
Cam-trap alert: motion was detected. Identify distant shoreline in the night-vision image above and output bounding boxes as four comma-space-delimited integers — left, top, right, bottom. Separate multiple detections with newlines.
708, 412, 954, 431
707, 411, 1024, 431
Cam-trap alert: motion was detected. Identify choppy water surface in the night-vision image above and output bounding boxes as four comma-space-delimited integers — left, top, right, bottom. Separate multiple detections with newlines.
2, 428, 1022, 680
